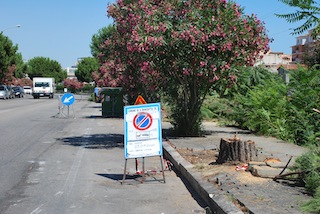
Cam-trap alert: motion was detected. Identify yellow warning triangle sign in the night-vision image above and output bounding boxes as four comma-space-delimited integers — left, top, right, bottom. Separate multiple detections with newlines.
134, 95, 147, 105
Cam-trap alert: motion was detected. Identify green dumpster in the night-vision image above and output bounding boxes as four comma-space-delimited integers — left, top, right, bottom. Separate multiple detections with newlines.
101, 87, 124, 117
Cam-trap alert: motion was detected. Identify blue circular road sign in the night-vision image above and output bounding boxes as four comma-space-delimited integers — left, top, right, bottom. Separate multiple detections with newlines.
61, 93, 75, 106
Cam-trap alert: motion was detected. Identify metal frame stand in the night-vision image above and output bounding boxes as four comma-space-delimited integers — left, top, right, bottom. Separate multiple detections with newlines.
54, 94, 76, 119
121, 156, 166, 184
58, 105, 75, 118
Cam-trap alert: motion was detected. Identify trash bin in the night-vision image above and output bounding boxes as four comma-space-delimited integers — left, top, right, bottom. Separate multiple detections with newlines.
101, 87, 124, 117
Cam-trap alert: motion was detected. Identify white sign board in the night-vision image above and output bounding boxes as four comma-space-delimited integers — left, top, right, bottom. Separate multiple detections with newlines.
124, 103, 162, 159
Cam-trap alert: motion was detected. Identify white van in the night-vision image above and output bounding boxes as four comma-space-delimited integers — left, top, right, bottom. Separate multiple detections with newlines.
32, 77, 55, 99
23, 86, 32, 94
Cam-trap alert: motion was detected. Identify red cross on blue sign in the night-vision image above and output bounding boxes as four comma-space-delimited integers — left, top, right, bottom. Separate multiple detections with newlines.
133, 112, 153, 131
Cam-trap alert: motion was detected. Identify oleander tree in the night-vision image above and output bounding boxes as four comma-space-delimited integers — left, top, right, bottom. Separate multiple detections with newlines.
96, 0, 270, 136
63, 78, 84, 93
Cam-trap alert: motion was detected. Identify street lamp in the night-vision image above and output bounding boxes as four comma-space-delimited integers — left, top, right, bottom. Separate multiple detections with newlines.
0, 24, 21, 34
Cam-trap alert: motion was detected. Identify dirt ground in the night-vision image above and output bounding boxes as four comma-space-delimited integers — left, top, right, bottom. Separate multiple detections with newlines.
174, 147, 268, 184
163, 121, 311, 213
173, 147, 311, 214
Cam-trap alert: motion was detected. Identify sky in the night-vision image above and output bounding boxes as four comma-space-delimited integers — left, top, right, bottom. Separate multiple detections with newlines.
235, 0, 301, 53
1, 0, 301, 69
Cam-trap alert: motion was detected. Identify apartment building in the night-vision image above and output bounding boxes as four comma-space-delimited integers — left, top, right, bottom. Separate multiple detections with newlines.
65, 57, 86, 79
66, 66, 77, 79
291, 30, 315, 63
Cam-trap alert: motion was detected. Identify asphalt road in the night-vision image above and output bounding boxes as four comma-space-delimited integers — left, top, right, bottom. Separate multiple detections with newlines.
0, 95, 205, 214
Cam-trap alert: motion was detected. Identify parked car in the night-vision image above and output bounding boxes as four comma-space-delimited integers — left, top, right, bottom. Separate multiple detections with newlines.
0, 85, 9, 99
7, 85, 16, 99
23, 86, 32, 94
13, 86, 24, 98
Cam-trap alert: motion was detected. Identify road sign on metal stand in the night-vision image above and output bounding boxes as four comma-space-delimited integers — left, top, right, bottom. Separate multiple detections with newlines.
122, 103, 165, 184
60, 93, 75, 118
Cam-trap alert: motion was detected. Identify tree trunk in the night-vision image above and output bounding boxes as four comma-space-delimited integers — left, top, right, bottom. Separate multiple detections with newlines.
216, 137, 258, 164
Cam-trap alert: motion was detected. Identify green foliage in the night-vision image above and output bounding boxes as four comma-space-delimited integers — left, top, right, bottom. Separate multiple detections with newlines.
90, 25, 115, 59
291, 148, 320, 194
0, 34, 19, 84
276, 0, 320, 36
201, 94, 234, 122
55, 83, 65, 93
11, 52, 25, 78
208, 66, 320, 146
202, 66, 320, 212
88, 93, 95, 102
224, 66, 282, 98
201, 107, 215, 120
26, 57, 66, 82
75, 57, 99, 83
163, 84, 204, 136
82, 84, 94, 93
285, 66, 320, 146
232, 78, 289, 138
212, 67, 289, 137
301, 186, 320, 213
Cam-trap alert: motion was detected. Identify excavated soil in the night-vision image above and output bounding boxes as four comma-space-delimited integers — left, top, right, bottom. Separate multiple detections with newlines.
175, 147, 268, 184
173, 147, 310, 214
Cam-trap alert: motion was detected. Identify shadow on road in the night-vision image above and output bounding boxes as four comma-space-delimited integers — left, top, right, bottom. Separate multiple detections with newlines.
56, 133, 124, 149
96, 173, 142, 181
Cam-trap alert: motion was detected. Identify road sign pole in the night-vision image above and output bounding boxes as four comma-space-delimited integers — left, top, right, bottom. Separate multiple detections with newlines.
60, 93, 75, 118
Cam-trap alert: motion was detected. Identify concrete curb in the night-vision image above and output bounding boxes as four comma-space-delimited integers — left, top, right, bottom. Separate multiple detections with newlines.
163, 141, 243, 214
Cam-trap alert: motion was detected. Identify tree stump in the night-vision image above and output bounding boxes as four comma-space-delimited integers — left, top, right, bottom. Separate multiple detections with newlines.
216, 137, 258, 164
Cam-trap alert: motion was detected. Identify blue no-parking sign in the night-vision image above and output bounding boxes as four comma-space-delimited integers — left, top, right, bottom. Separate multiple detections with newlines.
133, 112, 153, 131
61, 93, 75, 106
124, 103, 162, 159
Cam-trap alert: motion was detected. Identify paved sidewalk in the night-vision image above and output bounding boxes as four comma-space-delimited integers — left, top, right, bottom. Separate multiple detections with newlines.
162, 122, 312, 214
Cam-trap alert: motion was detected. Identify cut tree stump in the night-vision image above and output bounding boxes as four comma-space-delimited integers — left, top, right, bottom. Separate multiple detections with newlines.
216, 137, 258, 164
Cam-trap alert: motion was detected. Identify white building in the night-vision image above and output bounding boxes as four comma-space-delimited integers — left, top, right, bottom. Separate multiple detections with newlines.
255, 51, 292, 72
65, 58, 86, 79
66, 66, 77, 79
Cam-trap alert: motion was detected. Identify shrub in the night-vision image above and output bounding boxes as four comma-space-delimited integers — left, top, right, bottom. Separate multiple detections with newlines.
291, 148, 320, 195
291, 148, 320, 213
231, 78, 289, 138
285, 66, 320, 146
82, 84, 94, 94
301, 186, 320, 213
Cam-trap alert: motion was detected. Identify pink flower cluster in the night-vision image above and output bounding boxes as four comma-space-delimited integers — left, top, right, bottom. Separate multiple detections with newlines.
64, 78, 84, 90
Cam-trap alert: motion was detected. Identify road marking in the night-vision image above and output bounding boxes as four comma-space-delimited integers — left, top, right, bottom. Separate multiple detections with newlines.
0, 109, 11, 114
62, 147, 85, 195
30, 204, 44, 214
42, 141, 52, 144
55, 191, 64, 197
